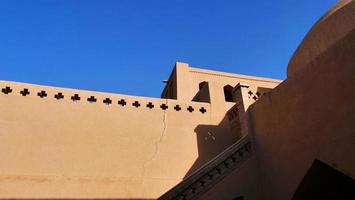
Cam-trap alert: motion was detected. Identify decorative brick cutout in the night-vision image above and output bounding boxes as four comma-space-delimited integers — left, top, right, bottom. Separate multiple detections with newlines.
256, 92, 261, 97
200, 107, 207, 114
160, 104, 168, 110
71, 94, 80, 101
20, 88, 30, 96
199, 180, 206, 187
248, 90, 253, 96
118, 99, 126, 106
146, 102, 154, 109
54, 92, 64, 100
187, 106, 194, 112
87, 96, 97, 103
37, 90, 47, 98
103, 98, 112, 105
132, 101, 140, 108
1, 86, 12, 94
253, 96, 258, 101
174, 105, 181, 111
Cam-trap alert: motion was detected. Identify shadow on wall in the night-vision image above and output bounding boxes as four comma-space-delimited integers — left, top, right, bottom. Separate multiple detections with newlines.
184, 107, 242, 179
185, 84, 271, 178
185, 83, 271, 179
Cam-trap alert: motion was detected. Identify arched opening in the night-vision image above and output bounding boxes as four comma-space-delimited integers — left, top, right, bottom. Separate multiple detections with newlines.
192, 81, 210, 103
199, 81, 208, 89
224, 85, 234, 102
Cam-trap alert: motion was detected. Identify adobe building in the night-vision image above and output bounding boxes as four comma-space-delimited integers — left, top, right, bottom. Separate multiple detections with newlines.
0, 0, 354, 199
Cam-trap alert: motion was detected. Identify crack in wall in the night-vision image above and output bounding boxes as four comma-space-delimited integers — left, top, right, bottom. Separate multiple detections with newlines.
150, 98, 168, 160
140, 99, 168, 183
160, 99, 168, 142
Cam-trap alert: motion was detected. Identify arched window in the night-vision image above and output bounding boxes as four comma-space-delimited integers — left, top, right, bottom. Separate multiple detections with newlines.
193, 81, 210, 103
224, 85, 234, 102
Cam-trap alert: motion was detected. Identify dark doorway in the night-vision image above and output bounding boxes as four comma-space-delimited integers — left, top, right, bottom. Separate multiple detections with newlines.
292, 159, 355, 200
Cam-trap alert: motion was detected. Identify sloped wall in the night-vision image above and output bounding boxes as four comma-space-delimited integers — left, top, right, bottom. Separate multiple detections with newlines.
287, 0, 355, 77
249, 28, 355, 200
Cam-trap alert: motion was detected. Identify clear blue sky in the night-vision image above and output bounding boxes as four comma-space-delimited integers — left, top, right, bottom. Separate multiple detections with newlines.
0, 0, 336, 97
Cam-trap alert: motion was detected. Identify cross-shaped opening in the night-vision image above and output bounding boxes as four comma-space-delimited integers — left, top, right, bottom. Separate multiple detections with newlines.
256, 92, 261, 97
71, 94, 80, 101
132, 101, 141, 108
20, 88, 30, 96
187, 106, 194, 112
55, 92, 64, 100
146, 102, 154, 109
87, 96, 97, 103
200, 107, 207, 114
118, 99, 127, 106
174, 105, 181, 111
253, 96, 258, 101
248, 90, 253, 96
1, 86, 12, 94
160, 104, 168, 110
103, 98, 112, 105
37, 90, 47, 98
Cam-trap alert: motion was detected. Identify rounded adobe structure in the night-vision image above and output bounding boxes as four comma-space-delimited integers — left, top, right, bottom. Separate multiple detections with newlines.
287, 0, 355, 77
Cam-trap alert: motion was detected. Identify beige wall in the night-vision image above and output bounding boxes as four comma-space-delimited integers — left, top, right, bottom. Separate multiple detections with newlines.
248, 26, 355, 200
0, 80, 239, 199
0, 61, 280, 199
193, 3, 355, 199
200, 26, 355, 200
162, 62, 281, 103
161, 62, 281, 123
0, 81, 204, 198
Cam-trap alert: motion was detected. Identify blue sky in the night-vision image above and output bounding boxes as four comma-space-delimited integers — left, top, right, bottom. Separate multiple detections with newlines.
0, 0, 336, 97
